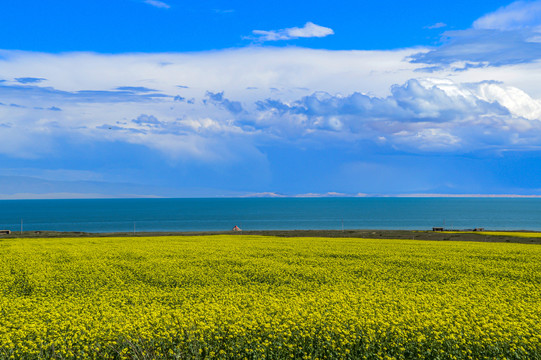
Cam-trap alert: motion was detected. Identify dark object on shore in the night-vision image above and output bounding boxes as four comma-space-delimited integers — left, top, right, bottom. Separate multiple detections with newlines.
0, 230, 11, 235
433, 227, 485, 232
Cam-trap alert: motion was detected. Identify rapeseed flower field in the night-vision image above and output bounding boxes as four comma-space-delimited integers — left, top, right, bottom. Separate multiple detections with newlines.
0, 235, 540, 359
448, 231, 541, 238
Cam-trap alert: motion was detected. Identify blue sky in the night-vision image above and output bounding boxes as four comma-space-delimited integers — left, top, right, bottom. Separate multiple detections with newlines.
1, 0, 541, 198
2, 0, 510, 52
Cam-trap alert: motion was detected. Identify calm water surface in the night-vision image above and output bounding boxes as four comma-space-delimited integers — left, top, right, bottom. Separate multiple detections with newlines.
0, 198, 540, 233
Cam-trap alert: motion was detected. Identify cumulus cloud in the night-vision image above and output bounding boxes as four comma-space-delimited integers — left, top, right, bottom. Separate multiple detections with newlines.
254, 78, 541, 151
250, 22, 334, 42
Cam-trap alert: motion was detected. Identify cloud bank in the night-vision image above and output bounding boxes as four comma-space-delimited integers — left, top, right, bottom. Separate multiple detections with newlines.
1, 47, 541, 163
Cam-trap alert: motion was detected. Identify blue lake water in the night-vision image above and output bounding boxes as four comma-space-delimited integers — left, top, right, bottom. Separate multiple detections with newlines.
0, 198, 541, 233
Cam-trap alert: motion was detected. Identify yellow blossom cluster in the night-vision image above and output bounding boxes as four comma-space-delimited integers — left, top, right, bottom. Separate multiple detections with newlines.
0, 235, 540, 359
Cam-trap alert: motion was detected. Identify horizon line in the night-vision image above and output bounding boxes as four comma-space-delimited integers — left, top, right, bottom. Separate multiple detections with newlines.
2, 192, 541, 200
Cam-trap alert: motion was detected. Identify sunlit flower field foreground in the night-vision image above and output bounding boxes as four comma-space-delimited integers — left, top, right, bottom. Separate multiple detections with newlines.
1, 235, 540, 359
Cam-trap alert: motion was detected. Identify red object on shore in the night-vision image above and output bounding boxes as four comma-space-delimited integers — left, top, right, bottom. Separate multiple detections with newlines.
232, 225, 242, 231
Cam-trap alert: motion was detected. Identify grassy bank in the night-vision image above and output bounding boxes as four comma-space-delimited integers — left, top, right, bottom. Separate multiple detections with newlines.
2, 229, 541, 244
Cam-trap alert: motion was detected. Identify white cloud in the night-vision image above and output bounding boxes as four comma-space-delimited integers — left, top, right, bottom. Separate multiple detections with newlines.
426, 22, 447, 29
473, 0, 541, 30
0, 47, 420, 97
251, 22, 334, 42
255, 77, 541, 151
143, 0, 170, 9
394, 128, 461, 150
1, 48, 541, 161
412, 0, 541, 68
473, 80, 541, 120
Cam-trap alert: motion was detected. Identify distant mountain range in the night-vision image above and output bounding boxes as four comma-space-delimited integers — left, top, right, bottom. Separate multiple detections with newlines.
2, 176, 541, 199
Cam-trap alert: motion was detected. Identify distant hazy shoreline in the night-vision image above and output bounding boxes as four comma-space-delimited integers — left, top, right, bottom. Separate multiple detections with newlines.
3, 193, 541, 200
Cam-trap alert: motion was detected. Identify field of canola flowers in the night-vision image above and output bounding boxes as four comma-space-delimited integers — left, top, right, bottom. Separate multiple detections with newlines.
0, 235, 540, 360
450, 231, 541, 239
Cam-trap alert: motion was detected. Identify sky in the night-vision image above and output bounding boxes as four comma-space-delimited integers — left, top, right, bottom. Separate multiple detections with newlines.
1, 0, 541, 198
